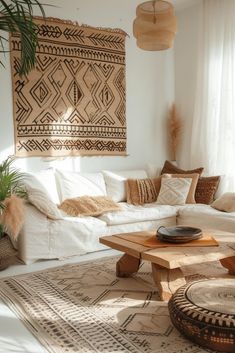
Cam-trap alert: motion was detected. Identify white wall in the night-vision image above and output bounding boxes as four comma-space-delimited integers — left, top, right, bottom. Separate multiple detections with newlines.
174, 1, 202, 168
0, 0, 174, 173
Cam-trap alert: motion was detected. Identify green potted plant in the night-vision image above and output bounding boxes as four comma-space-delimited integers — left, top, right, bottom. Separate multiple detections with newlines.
0, 0, 45, 76
0, 157, 27, 269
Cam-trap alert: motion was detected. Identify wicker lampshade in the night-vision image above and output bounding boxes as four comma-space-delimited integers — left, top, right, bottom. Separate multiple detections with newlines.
133, 0, 177, 51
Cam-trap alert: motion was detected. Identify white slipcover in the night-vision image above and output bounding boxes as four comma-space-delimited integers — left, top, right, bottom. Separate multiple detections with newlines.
177, 204, 235, 233
19, 204, 107, 264
98, 203, 177, 225
18, 168, 235, 265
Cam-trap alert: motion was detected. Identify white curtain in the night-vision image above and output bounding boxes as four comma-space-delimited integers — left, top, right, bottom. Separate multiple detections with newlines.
191, 0, 235, 193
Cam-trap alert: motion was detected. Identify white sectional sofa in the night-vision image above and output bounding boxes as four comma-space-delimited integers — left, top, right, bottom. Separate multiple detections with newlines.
18, 168, 235, 264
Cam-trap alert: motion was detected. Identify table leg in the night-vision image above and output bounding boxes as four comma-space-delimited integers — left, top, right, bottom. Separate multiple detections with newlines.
152, 263, 186, 301
220, 256, 235, 275
116, 254, 141, 278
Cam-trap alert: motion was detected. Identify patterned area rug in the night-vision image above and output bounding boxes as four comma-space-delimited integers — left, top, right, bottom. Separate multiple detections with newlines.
0, 256, 232, 353
10, 18, 127, 157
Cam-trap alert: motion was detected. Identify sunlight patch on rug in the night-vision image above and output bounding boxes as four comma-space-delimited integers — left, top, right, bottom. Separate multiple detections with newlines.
0, 257, 231, 353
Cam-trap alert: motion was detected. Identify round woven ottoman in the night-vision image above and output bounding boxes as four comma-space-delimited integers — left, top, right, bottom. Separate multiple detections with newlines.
168, 279, 235, 353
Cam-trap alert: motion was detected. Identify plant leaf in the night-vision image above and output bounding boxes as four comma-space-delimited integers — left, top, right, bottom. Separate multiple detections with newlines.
0, 0, 45, 76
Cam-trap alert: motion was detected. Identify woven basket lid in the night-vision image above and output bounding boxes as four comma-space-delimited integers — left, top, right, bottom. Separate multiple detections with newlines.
185, 278, 235, 316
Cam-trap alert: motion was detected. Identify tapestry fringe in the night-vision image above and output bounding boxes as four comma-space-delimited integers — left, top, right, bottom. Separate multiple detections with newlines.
34, 16, 128, 36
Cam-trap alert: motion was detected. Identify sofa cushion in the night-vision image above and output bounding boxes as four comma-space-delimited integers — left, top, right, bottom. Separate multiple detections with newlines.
56, 170, 107, 201
177, 204, 235, 233
23, 169, 60, 204
146, 163, 161, 178
102, 169, 148, 202
98, 202, 177, 225
211, 192, 235, 213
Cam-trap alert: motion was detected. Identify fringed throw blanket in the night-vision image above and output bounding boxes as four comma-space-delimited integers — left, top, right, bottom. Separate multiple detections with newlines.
59, 195, 121, 217
10, 18, 127, 157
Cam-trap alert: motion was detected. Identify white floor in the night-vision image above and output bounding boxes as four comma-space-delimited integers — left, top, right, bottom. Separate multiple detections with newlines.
0, 249, 119, 353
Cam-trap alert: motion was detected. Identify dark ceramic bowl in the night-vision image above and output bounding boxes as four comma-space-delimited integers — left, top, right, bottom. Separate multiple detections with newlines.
157, 226, 202, 243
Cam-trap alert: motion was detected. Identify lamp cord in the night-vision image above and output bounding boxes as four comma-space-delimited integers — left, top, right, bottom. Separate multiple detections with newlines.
152, 0, 157, 24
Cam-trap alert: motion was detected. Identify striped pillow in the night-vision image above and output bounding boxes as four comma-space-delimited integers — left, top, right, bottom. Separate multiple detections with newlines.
126, 177, 161, 205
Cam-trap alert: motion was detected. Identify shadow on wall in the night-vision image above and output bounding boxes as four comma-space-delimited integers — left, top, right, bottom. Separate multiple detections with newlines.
12, 155, 146, 173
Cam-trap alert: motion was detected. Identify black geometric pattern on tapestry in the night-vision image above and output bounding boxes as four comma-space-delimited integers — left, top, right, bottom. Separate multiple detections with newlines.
17, 139, 126, 153
36, 24, 125, 50
10, 18, 127, 156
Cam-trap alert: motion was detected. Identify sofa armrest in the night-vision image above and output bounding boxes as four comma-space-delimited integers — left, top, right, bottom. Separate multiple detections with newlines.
18, 203, 51, 264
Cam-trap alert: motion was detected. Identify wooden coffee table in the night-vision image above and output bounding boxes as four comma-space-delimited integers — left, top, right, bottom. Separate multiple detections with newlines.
100, 230, 235, 301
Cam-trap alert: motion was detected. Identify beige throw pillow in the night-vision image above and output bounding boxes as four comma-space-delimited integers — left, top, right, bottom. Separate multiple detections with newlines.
126, 177, 162, 205
156, 177, 192, 205
211, 193, 235, 212
163, 173, 199, 203
58, 196, 121, 217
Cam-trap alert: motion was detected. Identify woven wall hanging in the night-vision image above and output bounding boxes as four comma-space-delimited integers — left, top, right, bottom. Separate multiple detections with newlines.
10, 18, 127, 157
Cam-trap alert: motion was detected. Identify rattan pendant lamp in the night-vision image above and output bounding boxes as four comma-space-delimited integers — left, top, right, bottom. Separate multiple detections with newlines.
133, 0, 177, 51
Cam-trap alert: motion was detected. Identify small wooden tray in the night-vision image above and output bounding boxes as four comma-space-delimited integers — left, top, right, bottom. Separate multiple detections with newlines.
115, 232, 218, 249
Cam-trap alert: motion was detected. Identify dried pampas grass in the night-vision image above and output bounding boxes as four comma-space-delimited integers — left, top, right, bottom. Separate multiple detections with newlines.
1, 195, 25, 241
168, 103, 182, 161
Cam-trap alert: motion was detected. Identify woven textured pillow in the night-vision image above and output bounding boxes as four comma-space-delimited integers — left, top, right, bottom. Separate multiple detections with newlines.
59, 196, 121, 217
126, 177, 161, 205
195, 176, 220, 204
156, 177, 192, 205
161, 160, 204, 176
163, 173, 199, 204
